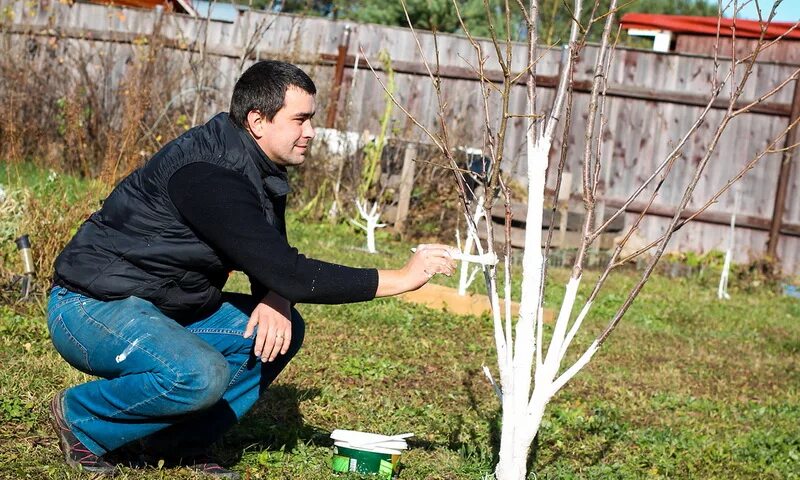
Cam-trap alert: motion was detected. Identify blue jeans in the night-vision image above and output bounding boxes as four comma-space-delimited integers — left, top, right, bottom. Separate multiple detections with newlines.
47, 286, 304, 456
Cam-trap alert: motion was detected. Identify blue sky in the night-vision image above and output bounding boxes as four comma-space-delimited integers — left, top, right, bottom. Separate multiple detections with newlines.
715, 0, 800, 22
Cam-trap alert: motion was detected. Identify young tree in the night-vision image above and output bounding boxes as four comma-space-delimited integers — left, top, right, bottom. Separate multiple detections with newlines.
366, 0, 800, 478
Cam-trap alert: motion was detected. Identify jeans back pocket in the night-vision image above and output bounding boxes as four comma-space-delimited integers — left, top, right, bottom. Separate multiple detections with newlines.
48, 313, 92, 373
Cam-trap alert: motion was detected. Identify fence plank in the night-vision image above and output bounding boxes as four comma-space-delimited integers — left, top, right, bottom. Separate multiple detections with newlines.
394, 143, 417, 233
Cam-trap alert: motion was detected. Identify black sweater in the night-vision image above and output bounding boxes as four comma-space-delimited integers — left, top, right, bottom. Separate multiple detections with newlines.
168, 162, 379, 304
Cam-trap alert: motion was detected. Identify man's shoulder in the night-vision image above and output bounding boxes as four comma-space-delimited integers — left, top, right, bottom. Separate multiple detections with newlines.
141, 113, 239, 176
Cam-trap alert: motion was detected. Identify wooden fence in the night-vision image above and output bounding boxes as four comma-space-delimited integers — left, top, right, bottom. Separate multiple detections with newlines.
3, 0, 799, 274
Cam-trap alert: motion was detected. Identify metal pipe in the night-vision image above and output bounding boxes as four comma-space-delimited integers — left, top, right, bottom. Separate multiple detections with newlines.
15, 234, 34, 275
766, 78, 800, 258
15, 234, 34, 299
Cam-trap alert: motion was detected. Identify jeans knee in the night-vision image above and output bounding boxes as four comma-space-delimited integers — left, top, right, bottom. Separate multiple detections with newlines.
174, 354, 229, 412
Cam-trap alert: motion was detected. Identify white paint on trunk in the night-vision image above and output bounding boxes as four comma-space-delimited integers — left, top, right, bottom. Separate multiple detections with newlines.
483, 365, 502, 400
457, 197, 486, 295
541, 276, 581, 383
494, 131, 550, 480
718, 249, 733, 300
351, 199, 385, 253
455, 251, 498, 266
551, 340, 600, 394
559, 300, 593, 363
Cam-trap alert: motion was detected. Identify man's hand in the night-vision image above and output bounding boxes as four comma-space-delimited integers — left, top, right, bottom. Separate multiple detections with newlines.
402, 244, 458, 291
244, 291, 292, 362
375, 244, 458, 297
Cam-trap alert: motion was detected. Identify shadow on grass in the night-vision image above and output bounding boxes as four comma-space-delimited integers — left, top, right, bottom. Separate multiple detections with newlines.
426, 373, 628, 475
530, 401, 629, 474
403, 369, 501, 469
217, 384, 326, 462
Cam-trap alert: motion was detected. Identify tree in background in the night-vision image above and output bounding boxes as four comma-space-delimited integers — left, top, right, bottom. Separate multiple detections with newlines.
337, 0, 519, 38
254, 0, 519, 38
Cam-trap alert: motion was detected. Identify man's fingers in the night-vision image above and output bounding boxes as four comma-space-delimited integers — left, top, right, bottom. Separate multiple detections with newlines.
428, 259, 456, 276
254, 315, 271, 358
427, 247, 458, 263
243, 315, 258, 339
267, 334, 282, 362
268, 325, 292, 360
247, 295, 293, 362
260, 324, 277, 362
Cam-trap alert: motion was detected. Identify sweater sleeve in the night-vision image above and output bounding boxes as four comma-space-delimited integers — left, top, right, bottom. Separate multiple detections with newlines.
167, 162, 379, 304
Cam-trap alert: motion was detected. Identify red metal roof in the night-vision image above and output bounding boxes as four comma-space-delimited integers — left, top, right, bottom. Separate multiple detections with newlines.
620, 13, 800, 40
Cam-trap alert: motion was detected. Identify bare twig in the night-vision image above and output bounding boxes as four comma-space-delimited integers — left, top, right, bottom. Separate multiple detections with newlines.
237, 11, 277, 74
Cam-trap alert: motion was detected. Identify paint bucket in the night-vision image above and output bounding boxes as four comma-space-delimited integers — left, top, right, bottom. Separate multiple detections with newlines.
330, 429, 412, 478
331, 443, 402, 478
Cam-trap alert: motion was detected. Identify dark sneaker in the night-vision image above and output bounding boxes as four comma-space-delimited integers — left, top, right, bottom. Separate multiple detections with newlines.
49, 391, 116, 474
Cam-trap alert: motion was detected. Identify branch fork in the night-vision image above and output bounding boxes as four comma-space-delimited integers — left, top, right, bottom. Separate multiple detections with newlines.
350, 199, 385, 254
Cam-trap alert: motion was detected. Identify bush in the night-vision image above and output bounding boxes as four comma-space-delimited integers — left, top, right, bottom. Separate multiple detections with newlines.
0, 7, 220, 182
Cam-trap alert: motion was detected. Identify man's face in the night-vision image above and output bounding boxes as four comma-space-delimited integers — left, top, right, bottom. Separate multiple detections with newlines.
249, 86, 316, 166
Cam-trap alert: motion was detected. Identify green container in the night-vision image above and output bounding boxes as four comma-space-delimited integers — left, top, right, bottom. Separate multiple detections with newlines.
331, 444, 401, 478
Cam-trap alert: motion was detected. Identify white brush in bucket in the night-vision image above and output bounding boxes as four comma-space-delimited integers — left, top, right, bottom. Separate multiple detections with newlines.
331, 430, 413, 449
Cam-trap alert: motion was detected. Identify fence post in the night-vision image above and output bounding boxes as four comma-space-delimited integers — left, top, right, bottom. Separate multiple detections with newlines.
325, 25, 351, 129
766, 77, 800, 258
395, 142, 417, 233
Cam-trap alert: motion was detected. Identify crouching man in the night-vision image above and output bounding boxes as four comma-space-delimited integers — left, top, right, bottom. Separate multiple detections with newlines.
47, 60, 456, 478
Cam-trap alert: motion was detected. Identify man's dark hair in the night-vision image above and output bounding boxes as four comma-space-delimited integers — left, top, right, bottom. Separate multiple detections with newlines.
229, 60, 316, 128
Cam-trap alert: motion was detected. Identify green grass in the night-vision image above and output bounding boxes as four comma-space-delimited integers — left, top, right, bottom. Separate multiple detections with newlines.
1, 167, 799, 479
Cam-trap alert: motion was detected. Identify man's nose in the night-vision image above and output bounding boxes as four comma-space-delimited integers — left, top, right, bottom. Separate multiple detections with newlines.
304, 122, 315, 139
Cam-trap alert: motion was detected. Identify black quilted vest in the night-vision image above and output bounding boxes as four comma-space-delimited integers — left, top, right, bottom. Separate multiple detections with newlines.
53, 113, 289, 320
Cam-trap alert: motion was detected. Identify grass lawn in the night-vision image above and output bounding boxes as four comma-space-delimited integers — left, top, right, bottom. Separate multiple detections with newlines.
0, 167, 798, 479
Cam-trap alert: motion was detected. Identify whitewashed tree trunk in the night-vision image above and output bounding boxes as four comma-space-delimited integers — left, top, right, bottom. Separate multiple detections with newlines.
457, 195, 484, 295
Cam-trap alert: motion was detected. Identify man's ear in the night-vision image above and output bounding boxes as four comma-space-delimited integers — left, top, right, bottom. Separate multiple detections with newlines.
246, 110, 267, 138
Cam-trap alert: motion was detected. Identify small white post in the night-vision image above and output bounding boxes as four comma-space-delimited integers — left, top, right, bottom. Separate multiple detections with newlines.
718, 189, 740, 300
351, 199, 385, 253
